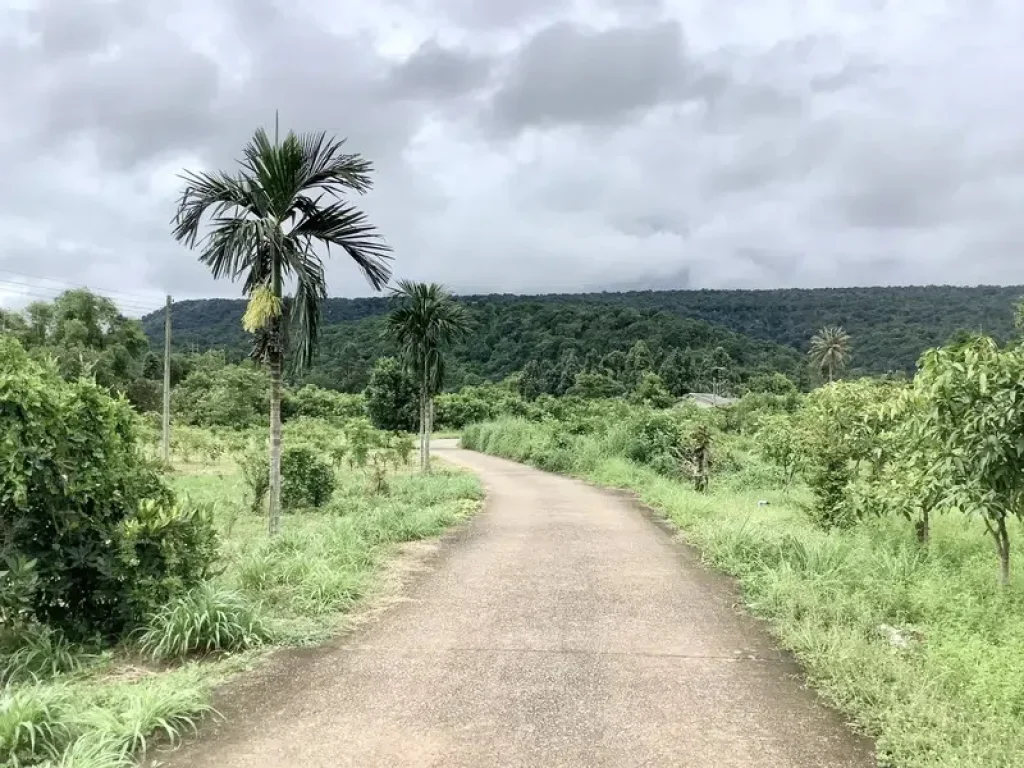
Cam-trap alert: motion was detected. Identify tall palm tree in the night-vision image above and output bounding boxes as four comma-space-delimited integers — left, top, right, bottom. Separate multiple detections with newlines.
173, 126, 392, 535
809, 326, 851, 382
384, 281, 471, 472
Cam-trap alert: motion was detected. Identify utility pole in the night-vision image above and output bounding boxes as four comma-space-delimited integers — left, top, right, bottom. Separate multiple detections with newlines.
162, 295, 172, 465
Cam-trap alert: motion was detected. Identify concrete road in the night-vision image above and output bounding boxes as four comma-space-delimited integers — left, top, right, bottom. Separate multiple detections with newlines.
163, 442, 875, 767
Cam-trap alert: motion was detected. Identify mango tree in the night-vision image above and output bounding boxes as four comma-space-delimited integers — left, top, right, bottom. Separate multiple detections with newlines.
914, 337, 1024, 584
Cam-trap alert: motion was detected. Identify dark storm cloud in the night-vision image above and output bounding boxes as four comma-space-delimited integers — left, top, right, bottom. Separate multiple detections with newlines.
486, 20, 711, 133
385, 40, 493, 100
3, 0, 1024, 302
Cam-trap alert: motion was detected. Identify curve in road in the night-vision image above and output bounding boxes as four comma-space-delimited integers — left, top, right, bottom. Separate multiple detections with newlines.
162, 441, 875, 767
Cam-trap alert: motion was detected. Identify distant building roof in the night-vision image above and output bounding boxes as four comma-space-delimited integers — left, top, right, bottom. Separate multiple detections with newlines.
683, 392, 737, 408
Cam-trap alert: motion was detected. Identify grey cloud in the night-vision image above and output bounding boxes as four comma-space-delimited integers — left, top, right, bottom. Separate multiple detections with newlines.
386, 40, 492, 100
486, 20, 709, 134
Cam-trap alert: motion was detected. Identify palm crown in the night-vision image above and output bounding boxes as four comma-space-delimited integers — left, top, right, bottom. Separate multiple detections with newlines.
384, 281, 472, 393
809, 325, 851, 382
172, 127, 392, 366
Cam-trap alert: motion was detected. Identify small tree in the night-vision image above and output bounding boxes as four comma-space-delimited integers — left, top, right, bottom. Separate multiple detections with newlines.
364, 357, 417, 432
758, 413, 801, 489
914, 337, 1024, 584
809, 326, 851, 382
518, 360, 546, 401
630, 372, 674, 408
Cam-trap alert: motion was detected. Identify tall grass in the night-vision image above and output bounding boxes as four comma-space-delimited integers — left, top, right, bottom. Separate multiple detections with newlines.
463, 418, 1024, 768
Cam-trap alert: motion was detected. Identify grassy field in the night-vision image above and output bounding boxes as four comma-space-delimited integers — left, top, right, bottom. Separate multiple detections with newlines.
463, 417, 1024, 768
2, 455, 482, 768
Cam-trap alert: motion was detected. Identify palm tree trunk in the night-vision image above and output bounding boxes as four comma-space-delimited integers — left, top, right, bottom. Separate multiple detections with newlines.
268, 262, 283, 537
424, 394, 433, 473
268, 332, 283, 536
419, 379, 428, 471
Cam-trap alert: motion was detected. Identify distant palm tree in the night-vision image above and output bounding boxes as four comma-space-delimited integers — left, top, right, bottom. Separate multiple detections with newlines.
173, 125, 392, 535
809, 326, 851, 382
384, 281, 472, 472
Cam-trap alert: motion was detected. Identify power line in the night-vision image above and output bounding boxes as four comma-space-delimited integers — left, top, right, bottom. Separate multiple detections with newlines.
0, 280, 164, 315
0, 268, 164, 303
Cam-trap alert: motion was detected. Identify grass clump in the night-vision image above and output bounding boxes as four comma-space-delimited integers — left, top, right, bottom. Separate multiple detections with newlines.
136, 583, 272, 661
1, 626, 92, 686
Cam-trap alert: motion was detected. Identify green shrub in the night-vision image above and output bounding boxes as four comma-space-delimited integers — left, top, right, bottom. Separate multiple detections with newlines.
284, 385, 365, 423
0, 338, 218, 640
281, 445, 336, 509
116, 499, 221, 621
623, 409, 685, 467
136, 583, 270, 660
364, 357, 417, 432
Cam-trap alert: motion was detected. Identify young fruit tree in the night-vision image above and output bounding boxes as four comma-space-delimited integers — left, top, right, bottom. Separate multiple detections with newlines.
914, 337, 1024, 584
173, 126, 391, 535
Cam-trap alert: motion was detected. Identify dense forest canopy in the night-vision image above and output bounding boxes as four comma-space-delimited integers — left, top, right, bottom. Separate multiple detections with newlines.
144, 298, 806, 392
142, 285, 1023, 390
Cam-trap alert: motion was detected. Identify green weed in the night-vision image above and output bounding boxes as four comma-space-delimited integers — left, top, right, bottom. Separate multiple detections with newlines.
136, 583, 272, 661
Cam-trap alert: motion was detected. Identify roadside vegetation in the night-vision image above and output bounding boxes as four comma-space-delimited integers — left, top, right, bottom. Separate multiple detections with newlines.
461, 330, 1024, 768
0, 344, 480, 767
1, 126, 484, 768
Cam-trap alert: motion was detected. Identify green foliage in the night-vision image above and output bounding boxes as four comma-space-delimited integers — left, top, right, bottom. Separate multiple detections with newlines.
629, 371, 674, 408
364, 357, 417, 432
623, 409, 686, 468
568, 371, 625, 399
146, 295, 808, 393
757, 414, 801, 489
238, 440, 270, 514
280, 445, 336, 510
284, 385, 365, 423
657, 348, 695, 396
239, 441, 336, 511
3, 290, 149, 395
434, 384, 525, 429
0, 338, 217, 640
517, 359, 547, 401
912, 337, 1024, 583
116, 499, 221, 621
809, 325, 852, 382
136, 583, 270, 660
172, 362, 268, 428
0, 624, 87, 686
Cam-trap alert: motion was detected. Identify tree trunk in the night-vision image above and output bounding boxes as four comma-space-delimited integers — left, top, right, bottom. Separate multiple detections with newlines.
915, 507, 930, 546
268, 335, 283, 537
418, 380, 428, 471
993, 514, 1011, 586
424, 395, 433, 473
268, 260, 283, 537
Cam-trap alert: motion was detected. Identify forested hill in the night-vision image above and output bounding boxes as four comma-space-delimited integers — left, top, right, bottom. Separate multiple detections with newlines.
143, 284, 1023, 388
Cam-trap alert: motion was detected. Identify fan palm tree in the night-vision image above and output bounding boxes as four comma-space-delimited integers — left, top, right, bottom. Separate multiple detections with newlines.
809, 326, 851, 382
384, 281, 472, 472
173, 125, 392, 535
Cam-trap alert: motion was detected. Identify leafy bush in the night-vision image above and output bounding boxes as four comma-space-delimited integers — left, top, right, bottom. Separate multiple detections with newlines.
172, 362, 268, 429
136, 583, 270, 660
623, 409, 685, 467
284, 385, 365, 423
364, 357, 417, 432
0, 338, 219, 640
116, 500, 221, 621
281, 445, 336, 509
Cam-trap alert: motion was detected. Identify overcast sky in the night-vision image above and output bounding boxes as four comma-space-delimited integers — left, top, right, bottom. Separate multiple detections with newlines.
2, 0, 1024, 313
